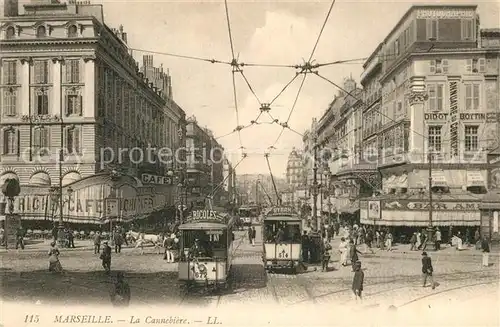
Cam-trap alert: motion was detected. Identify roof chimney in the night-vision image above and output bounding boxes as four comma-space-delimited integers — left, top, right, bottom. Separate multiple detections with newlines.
4, 0, 19, 16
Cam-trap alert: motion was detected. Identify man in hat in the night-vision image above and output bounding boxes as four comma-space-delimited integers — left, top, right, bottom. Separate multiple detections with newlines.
163, 234, 175, 262
352, 261, 364, 302
421, 252, 435, 289
100, 240, 112, 274
481, 236, 490, 267
110, 272, 131, 307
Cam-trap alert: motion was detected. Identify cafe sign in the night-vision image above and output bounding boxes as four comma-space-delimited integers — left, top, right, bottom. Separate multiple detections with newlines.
383, 200, 480, 211
141, 173, 173, 185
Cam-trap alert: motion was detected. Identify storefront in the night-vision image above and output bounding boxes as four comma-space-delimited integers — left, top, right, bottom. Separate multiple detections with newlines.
0, 173, 176, 228
480, 188, 500, 242
360, 194, 482, 240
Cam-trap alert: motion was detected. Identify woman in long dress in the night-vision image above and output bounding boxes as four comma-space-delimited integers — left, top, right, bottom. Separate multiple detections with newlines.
48, 242, 63, 273
338, 237, 349, 266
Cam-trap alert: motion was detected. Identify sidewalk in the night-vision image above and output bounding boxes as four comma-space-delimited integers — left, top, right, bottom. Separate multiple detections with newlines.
1, 239, 98, 253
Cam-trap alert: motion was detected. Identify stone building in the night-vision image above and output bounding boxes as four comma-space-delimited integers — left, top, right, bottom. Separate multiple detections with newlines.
0, 0, 186, 226
357, 5, 500, 238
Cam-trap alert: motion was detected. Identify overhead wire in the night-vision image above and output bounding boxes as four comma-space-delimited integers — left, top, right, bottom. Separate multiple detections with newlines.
307, 0, 337, 62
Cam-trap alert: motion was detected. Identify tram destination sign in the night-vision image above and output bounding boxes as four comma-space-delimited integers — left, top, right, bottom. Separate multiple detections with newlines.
267, 206, 297, 216
188, 210, 223, 222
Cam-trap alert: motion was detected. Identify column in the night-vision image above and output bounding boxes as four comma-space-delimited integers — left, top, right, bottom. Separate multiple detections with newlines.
51, 57, 62, 117
19, 57, 31, 117
408, 76, 427, 163
83, 56, 96, 119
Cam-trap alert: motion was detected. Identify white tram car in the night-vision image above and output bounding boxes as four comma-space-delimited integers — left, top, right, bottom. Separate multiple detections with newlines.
262, 206, 303, 272
178, 209, 235, 289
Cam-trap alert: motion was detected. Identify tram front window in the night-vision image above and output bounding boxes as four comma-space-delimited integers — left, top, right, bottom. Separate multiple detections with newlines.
263, 222, 300, 243
182, 230, 227, 260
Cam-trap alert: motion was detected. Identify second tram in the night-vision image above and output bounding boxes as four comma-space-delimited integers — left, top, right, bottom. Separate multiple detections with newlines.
262, 206, 303, 272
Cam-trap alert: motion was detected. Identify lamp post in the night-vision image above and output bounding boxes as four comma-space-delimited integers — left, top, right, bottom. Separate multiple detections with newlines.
311, 135, 319, 232
50, 184, 73, 247
426, 152, 435, 249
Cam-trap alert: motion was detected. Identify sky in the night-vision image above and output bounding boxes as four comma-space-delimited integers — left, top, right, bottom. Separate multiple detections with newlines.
19, 0, 500, 176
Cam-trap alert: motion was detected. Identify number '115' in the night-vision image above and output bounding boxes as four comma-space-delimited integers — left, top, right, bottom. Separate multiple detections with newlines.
25, 315, 39, 323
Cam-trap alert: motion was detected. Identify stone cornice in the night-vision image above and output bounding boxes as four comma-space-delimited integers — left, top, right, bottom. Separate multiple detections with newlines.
0, 38, 99, 47
408, 91, 428, 105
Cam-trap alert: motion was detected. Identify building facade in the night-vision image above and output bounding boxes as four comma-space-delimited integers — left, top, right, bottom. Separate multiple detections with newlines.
358, 5, 500, 237
0, 0, 186, 226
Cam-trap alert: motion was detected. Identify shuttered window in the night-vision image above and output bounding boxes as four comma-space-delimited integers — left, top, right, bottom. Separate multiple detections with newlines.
33, 127, 49, 154
426, 19, 438, 40
66, 93, 82, 116
461, 19, 474, 40
65, 60, 80, 83
35, 90, 49, 115
427, 84, 444, 111
2, 61, 17, 84
65, 126, 81, 154
465, 83, 480, 110
2, 128, 18, 155
33, 60, 49, 84
3, 89, 17, 116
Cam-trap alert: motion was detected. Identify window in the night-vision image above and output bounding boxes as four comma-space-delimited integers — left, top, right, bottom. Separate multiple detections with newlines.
428, 126, 442, 152
33, 60, 49, 84
2, 61, 17, 84
36, 25, 46, 38
5, 26, 15, 39
427, 84, 444, 111
65, 126, 81, 154
466, 59, 485, 73
461, 19, 474, 40
465, 83, 480, 110
33, 127, 49, 154
465, 126, 479, 152
66, 93, 82, 115
68, 25, 78, 38
395, 40, 399, 56
3, 88, 17, 116
426, 19, 438, 40
35, 89, 49, 115
65, 60, 80, 83
2, 128, 18, 155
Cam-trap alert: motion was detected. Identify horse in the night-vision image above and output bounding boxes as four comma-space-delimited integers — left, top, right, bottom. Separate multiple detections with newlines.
127, 231, 163, 255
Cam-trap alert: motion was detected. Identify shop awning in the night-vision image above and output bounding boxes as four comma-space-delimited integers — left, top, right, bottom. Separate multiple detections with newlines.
338, 202, 359, 214
431, 170, 448, 187
466, 170, 486, 188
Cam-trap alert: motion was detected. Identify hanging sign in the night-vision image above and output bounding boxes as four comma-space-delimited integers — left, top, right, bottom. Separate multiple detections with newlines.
449, 80, 459, 157
187, 210, 223, 222
267, 206, 297, 216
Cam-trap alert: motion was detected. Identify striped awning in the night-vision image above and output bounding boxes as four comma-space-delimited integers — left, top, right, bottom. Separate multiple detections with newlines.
395, 174, 408, 188
431, 170, 448, 187
384, 175, 397, 189
467, 170, 486, 188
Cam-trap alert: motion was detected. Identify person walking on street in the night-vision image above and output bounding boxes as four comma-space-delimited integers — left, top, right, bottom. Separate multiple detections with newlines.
385, 231, 393, 251
474, 229, 481, 250
100, 240, 112, 274
94, 231, 101, 254
365, 228, 375, 254
251, 226, 256, 246
301, 231, 310, 263
352, 261, 364, 302
410, 232, 417, 251
114, 232, 123, 253
481, 237, 490, 267
349, 239, 362, 271
247, 227, 253, 245
339, 237, 349, 267
421, 252, 436, 289
15, 226, 25, 250
163, 234, 175, 262
110, 272, 130, 307
321, 239, 332, 272
434, 228, 442, 251
48, 241, 63, 273
52, 225, 58, 242
67, 228, 75, 248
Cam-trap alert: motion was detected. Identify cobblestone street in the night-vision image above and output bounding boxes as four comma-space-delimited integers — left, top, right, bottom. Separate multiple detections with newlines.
1, 227, 498, 318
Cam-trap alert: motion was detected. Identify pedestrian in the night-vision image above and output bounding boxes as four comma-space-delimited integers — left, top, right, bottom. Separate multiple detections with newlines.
100, 240, 112, 274
352, 261, 364, 302
419, 230, 428, 250
321, 239, 332, 272
110, 272, 131, 307
301, 231, 310, 263
122, 228, 129, 246
251, 226, 256, 246
365, 228, 374, 254
465, 228, 471, 246
421, 252, 436, 289
52, 224, 58, 242
349, 239, 362, 271
434, 228, 441, 251
48, 241, 63, 273
385, 231, 393, 251
339, 237, 349, 266
410, 232, 417, 251
94, 231, 101, 254
15, 226, 25, 250
114, 231, 123, 253
481, 237, 490, 267
67, 228, 75, 248
474, 229, 481, 250
416, 231, 421, 249
247, 227, 253, 244
163, 234, 175, 262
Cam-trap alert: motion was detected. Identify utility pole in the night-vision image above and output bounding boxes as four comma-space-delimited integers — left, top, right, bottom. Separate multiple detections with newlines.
427, 152, 435, 249
312, 135, 319, 232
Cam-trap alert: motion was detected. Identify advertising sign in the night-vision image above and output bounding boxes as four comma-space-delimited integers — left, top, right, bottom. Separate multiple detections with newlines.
367, 201, 381, 219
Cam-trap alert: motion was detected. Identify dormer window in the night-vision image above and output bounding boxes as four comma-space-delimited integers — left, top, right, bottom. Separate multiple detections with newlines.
68, 25, 78, 38
5, 26, 15, 39
36, 26, 46, 38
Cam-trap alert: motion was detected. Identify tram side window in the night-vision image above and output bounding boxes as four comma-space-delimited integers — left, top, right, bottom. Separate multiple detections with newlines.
263, 222, 301, 243
182, 230, 228, 259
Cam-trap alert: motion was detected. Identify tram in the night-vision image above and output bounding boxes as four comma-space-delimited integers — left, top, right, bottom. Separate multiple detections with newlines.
262, 206, 303, 272
178, 209, 235, 290
238, 205, 260, 227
